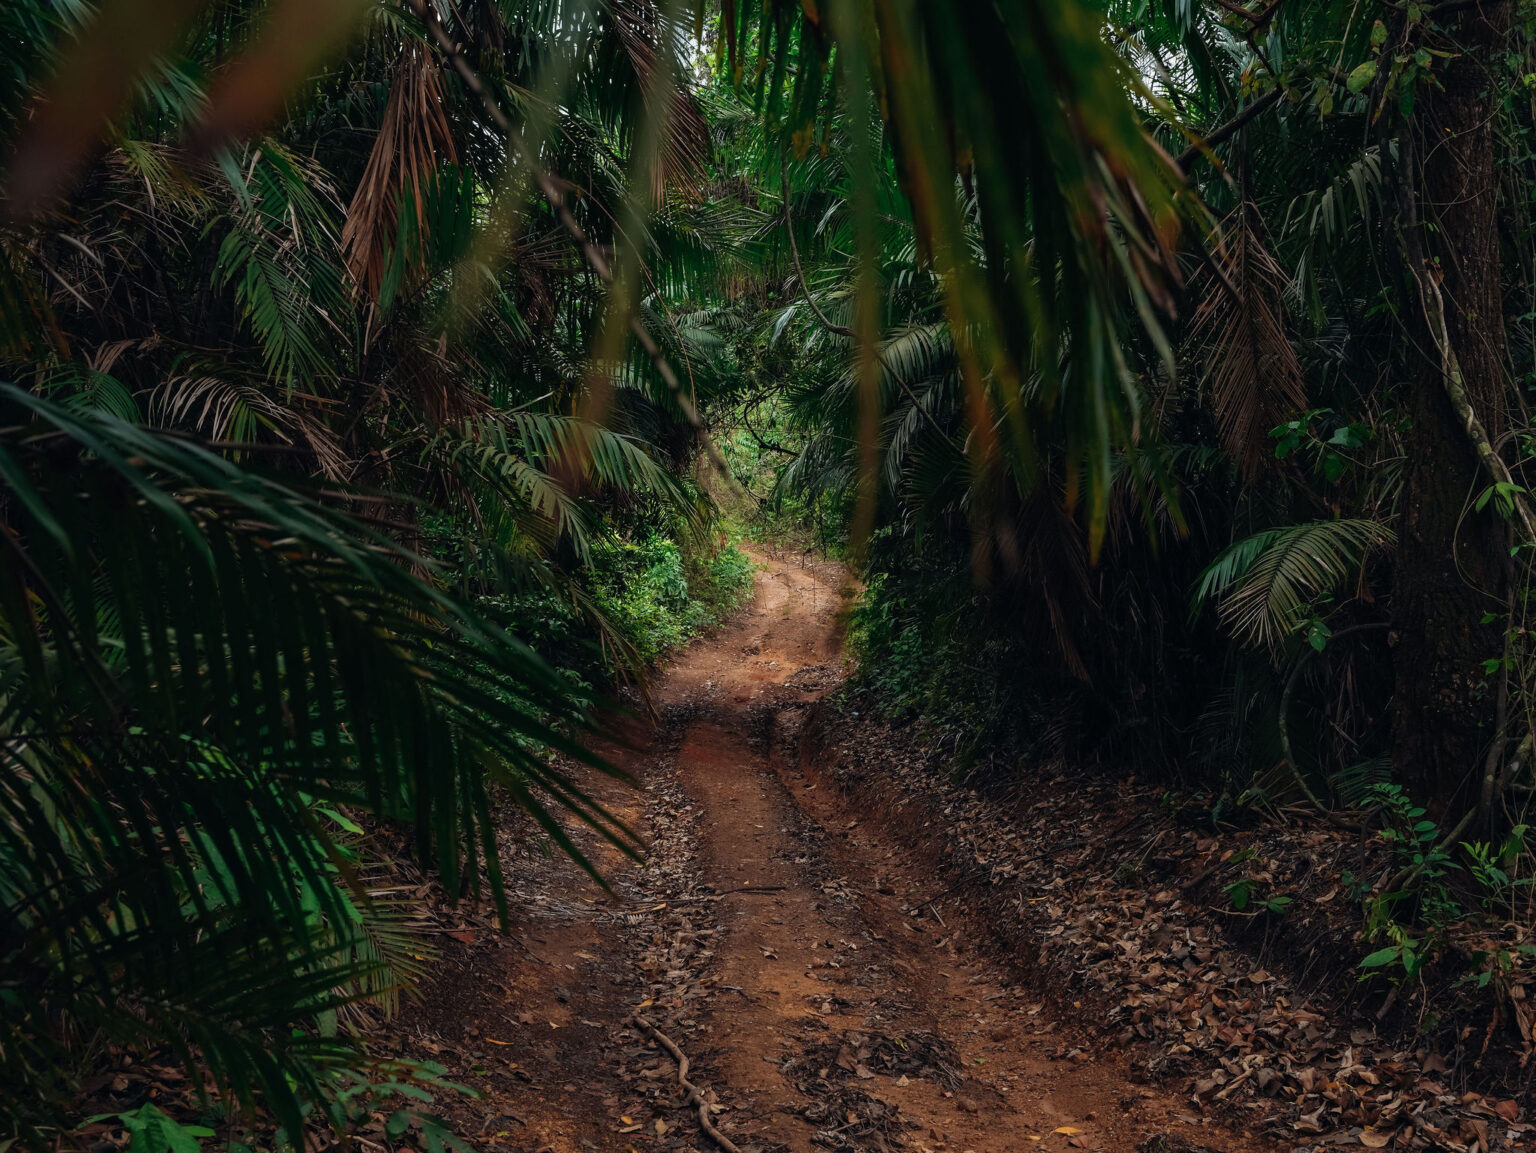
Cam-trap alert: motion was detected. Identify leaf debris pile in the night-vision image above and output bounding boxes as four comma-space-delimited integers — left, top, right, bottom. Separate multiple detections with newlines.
801, 705, 1534, 1152
778, 1031, 920, 1151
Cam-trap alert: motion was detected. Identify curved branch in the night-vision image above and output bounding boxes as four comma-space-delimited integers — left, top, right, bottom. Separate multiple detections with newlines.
632, 1013, 745, 1153
741, 401, 795, 458
1277, 622, 1389, 831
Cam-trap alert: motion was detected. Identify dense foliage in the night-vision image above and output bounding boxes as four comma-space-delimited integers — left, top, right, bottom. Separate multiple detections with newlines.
699, 0, 1536, 1069
6, 0, 1536, 1143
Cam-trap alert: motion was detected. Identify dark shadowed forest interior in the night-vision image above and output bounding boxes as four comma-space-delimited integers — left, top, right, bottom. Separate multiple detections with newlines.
7, 1, 1536, 1151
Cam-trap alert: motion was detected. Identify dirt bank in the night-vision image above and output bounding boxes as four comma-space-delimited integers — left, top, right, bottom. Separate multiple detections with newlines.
792, 660, 1535, 1152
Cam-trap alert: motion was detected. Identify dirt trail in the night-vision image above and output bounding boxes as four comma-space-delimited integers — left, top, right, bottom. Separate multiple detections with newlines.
398, 548, 1273, 1153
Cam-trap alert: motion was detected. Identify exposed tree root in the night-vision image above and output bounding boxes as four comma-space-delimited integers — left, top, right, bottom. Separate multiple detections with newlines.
631, 1013, 745, 1153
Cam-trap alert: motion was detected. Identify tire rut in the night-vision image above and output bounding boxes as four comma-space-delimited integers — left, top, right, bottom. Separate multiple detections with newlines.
638, 548, 1274, 1153
396, 547, 1276, 1153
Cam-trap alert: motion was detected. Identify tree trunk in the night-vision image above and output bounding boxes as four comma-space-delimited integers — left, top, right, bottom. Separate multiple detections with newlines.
1392, 1, 1512, 813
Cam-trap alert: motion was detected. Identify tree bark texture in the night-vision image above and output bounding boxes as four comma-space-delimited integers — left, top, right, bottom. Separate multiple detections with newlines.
1392, 0, 1512, 812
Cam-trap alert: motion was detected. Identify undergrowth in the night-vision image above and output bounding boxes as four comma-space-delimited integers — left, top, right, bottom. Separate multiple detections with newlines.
590, 532, 755, 664
841, 542, 1536, 1064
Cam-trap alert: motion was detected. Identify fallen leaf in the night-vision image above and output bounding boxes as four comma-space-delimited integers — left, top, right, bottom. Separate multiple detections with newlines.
655, 1119, 668, 1136
1053, 1126, 1085, 1136
1359, 1129, 1391, 1148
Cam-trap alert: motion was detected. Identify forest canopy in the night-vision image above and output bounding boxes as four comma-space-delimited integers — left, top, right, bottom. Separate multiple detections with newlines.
2, 0, 1535, 1144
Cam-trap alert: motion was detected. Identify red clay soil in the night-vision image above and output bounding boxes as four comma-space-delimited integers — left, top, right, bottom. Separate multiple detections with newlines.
391, 548, 1276, 1153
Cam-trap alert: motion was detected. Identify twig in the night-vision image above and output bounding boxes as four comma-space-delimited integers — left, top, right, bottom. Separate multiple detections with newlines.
1214, 1064, 1256, 1099
514, 936, 552, 966
632, 1013, 745, 1153
477, 1112, 526, 1132
670, 884, 788, 904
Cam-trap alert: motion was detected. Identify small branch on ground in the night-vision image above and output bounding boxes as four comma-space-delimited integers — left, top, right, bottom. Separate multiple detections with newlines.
670, 884, 788, 904
631, 1013, 745, 1153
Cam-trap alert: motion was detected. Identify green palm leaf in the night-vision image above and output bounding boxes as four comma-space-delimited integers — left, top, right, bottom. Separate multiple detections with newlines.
0, 386, 633, 1132
1192, 518, 1395, 651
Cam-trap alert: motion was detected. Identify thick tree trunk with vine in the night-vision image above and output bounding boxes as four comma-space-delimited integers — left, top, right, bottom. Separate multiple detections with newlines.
1392, 1, 1512, 813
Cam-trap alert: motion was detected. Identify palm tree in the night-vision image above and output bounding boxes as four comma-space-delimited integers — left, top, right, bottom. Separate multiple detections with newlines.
0, 387, 640, 1134
12, 0, 1532, 1134
0, 0, 723, 1134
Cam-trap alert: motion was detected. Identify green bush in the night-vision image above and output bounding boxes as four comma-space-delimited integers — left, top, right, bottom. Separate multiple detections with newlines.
590, 533, 755, 665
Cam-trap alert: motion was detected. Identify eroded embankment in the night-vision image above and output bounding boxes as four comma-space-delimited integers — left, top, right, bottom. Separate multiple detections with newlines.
794, 703, 1534, 1152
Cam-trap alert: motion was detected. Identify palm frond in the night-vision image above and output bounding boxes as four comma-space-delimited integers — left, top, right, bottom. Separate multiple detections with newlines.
341, 45, 459, 300
147, 373, 352, 479
213, 145, 345, 390
433, 410, 705, 559
1188, 204, 1307, 477
0, 386, 633, 1129
1192, 518, 1394, 651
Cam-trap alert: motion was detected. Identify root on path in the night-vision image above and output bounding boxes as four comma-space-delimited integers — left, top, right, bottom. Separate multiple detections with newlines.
631, 1012, 746, 1153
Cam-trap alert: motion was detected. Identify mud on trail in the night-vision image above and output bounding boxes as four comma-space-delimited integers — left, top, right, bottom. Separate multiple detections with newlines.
393, 548, 1271, 1153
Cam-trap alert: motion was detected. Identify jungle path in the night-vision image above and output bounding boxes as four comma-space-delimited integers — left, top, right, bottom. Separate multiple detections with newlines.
398, 548, 1272, 1153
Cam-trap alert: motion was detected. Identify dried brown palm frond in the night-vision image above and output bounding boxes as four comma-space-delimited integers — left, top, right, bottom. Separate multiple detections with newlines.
148, 373, 351, 479
1189, 203, 1306, 478
610, 0, 710, 204
341, 46, 458, 300
387, 328, 492, 429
